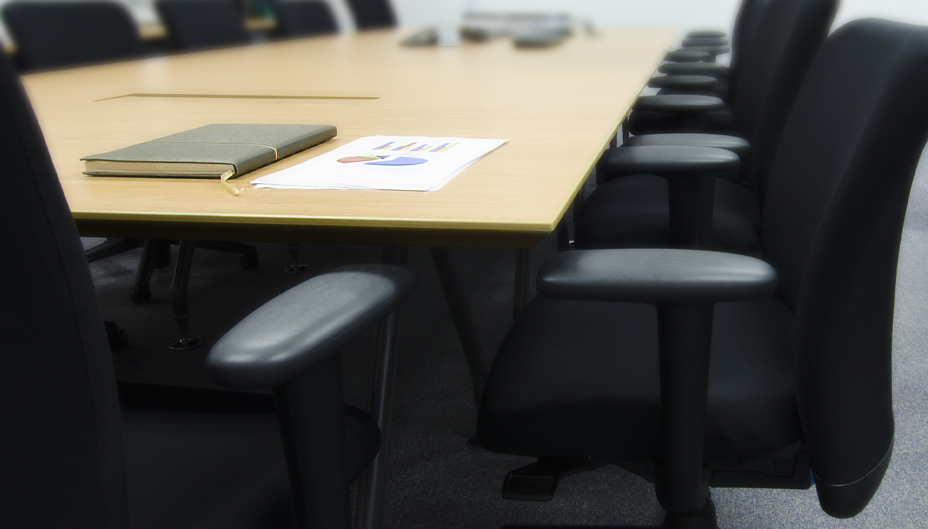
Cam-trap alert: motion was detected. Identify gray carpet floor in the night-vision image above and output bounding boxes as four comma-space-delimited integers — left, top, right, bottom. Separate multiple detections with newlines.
87, 144, 928, 528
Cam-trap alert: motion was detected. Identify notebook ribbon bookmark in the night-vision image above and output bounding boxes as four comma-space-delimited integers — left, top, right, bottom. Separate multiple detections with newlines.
221, 169, 243, 196
220, 144, 279, 196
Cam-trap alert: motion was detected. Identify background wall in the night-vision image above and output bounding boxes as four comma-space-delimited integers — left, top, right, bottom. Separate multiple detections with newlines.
5, 0, 928, 45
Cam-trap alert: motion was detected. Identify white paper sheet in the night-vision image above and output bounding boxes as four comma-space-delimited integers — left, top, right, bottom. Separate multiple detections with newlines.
252, 136, 509, 191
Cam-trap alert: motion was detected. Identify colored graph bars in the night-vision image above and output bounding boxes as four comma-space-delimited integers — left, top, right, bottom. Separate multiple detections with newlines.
392, 142, 417, 151
374, 140, 460, 153
430, 142, 459, 152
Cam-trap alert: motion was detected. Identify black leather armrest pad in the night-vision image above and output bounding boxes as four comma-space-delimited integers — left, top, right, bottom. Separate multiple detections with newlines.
686, 30, 727, 39
659, 61, 729, 76
599, 146, 739, 179
648, 75, 719, 91
665, 50, 711, 62
537, 249, 777, 304
684, 45, 731, 56
208, 264, 416, 390
623, 133, 751, 159
634, 94, 726, 114
682, 37, 729, 47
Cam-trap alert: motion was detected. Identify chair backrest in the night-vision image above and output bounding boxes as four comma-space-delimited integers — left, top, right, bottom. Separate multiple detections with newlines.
727, 0, 773, 100
346, 0, 395, 30
2, 1, 146, 70
732, 0, 836, 197
0, 53, 128, 527
760, 19, 928, 517
271, 0, 338, 38
155, 0, 251, 51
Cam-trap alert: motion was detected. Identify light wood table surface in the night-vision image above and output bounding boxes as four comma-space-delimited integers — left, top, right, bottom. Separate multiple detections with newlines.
21, 29, 677, 529
21, 28, 677, 249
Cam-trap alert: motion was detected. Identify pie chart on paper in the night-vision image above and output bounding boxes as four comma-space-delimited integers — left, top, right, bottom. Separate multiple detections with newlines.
337, 155, 428, 166
367, 156, 427, 166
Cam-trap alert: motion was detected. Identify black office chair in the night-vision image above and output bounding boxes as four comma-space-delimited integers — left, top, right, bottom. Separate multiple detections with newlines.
573, 0, 837, 253
476, 18, 928, 528
629, 0, 781, 137
346, 0, 396, 30
156, 0, 252, 50
0, 49, 415, 528
270, 0, 338, 38
649, 0, 771, 102
2, 1, 148, 71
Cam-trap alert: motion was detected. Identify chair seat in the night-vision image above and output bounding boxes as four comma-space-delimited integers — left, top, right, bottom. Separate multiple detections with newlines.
121, 386, 379, 529
574, 174, 761, 252
627, 107, 733, 136
477, 296, 801, 464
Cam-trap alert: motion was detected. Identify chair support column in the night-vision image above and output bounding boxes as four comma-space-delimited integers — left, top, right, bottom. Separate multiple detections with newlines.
355, 246, 408, 529
667, 175, 716, 250
655, 303, 715, 515
274, 354, 352, 529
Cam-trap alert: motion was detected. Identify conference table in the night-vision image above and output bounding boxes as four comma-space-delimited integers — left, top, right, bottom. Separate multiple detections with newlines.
21, 26, 676, 529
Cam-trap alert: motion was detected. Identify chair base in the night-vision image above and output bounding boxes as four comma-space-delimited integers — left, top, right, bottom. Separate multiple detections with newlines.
503, 498, 719, 529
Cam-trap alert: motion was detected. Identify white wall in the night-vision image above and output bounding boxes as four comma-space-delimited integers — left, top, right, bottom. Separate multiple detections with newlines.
387, 0, 928, 33
5, 1, 928, 50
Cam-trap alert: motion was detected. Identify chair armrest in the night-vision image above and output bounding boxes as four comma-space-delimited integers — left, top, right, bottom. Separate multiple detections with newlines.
684, 45, 730, 57
598, 146, 739, 182
623, 133, 751, 160
634, 94, 726, 114
648, 75, 718, 91
659, 61, 729, 77
687, 30, 727, 39
207, 264, 416, 390
536, 249, 777, 304
682, 37, 729, 47
665, 50, 712, 63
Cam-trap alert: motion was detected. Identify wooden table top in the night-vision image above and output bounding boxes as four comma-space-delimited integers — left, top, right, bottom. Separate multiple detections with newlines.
21, 28, 677, 248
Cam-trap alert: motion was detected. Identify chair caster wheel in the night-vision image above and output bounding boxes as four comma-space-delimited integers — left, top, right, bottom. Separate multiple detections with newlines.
104, 320, 128, 350
170, 337, 202, 351
129, 287, 151, 304
240, 253, 259, 270
284, 264, 310, 274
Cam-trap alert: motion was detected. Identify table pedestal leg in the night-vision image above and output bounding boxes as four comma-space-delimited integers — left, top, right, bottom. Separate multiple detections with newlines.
430, 247, 489, 408
513, 249, 532, 319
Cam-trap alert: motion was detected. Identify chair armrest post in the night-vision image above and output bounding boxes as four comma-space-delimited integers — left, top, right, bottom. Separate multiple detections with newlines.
536, 249, 777, 517
274, 353, 352, 529
595, 146, 738, 248
668, 170, 716, 249
655, 302, 714, 513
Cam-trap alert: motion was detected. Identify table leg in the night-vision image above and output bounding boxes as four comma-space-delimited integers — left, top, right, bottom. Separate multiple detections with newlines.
169, 240, 201, 351
129, 239, 157, 304
429, 247, 489, 408
355, 246, 408, 529
513, 249, 532, 319
556, 217, 570, 252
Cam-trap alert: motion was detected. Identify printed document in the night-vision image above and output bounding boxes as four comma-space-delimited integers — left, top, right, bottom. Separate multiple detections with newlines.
252, 136, 508, 191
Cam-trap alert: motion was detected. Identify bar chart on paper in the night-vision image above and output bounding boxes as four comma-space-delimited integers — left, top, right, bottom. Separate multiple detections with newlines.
373, 141, 461, 153
253, 136, 508, 191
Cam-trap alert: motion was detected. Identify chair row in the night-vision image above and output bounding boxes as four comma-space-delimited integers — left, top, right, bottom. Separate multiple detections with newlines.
474, 0, 928, 527
2, 0, 396, 71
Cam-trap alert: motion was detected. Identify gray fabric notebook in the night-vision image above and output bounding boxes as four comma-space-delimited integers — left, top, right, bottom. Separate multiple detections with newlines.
82, 124, 337, 178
